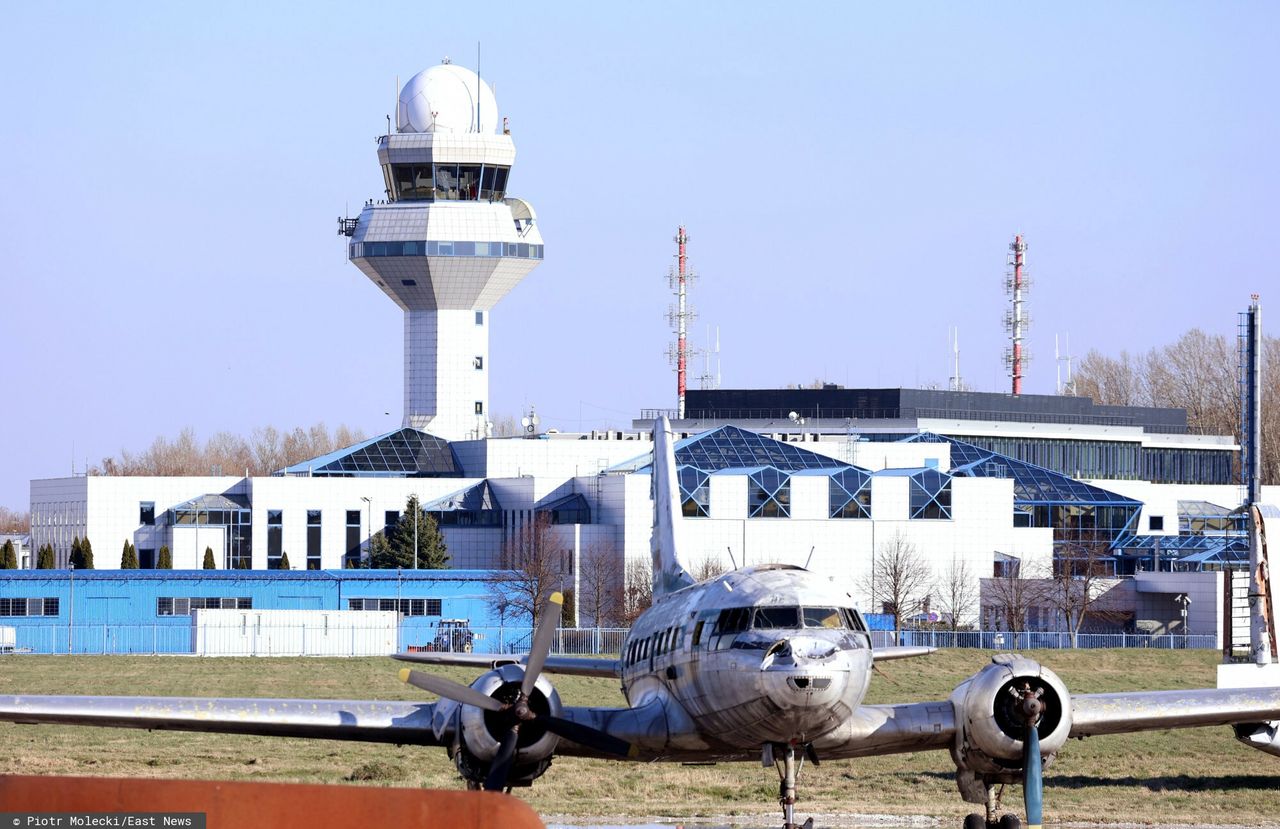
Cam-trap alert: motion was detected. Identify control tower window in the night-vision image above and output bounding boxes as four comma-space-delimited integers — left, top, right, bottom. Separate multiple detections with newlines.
435, 164, 459, 199
387, 163, 510, 202
458, 166, 480, 199
390, 164, 434, 200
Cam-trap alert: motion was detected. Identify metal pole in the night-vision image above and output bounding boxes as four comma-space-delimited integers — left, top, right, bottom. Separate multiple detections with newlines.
1244, 299, 1271, 665
414, 494, 419, 569
68, 563, 74, 654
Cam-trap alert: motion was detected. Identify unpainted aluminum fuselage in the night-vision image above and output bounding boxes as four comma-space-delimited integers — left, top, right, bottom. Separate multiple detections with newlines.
618, 564, 873, 750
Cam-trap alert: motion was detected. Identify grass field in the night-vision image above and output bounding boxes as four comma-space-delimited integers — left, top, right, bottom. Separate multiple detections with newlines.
2, 650, 1278, 826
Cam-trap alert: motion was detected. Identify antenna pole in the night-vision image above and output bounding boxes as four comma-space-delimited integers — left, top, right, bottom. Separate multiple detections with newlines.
666, 227, 697, 418
1004, 235, 1030, 395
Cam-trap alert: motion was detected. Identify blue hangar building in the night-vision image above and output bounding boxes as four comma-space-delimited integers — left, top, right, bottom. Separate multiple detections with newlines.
0, 569, 501, 654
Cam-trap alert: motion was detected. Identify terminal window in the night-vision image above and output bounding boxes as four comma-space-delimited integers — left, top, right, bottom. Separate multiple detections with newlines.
1149, 515, 1165, 531
0, 597, 58, 617
348, 598, 441, 616
267, 510, 283, 569
157, 597, 251, 616
306, 510, 322, 570
139, 502, 155, 525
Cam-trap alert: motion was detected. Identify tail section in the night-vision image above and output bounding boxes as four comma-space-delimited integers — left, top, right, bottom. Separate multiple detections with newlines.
651, 416, 695, 596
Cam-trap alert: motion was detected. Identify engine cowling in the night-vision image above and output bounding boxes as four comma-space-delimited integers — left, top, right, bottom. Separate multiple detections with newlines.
949, 654, 1073, 803
1234, 720, 1280, 757
451, 662, 563, 788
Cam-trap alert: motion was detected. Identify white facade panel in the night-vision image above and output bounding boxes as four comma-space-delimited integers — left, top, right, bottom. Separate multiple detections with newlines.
192, 609, 398, 657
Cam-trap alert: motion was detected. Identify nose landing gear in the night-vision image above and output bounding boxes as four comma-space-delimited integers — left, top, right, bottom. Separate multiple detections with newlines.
962, 783, 1021, 829
764, 741, 817, 829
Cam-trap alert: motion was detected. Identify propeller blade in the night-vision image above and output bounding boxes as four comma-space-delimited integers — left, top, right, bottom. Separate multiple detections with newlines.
1023, 714, 1043, 829
398, 668, 504, 713
521, 591, 564, 697
541, 714, 635, 758
483, 727, 521, 792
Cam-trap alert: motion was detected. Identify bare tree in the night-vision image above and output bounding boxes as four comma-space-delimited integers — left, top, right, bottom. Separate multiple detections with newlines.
579, 540, 622, 627
488, 514, 566, 630
92, 422, 367, 477
0, 507, 30, 534
860, 533, 931, 642
935, 557, 979, 632
983, 554, 1039, 648
1074, 349, 1143, 406
1036, 541, 1114, 647
691, 553, 728, 582
1074, 329, 1280, 484
621, 557, 653, 626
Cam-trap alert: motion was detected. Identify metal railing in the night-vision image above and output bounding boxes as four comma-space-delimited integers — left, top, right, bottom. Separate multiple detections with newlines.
0, 624, 1217, 657
874, 629, 1218, 650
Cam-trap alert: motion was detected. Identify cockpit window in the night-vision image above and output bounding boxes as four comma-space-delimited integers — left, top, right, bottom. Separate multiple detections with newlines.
713, 607, 751, 635
843, 608, 870, 633
802, 607, 845, 629
753, 606, 800, 629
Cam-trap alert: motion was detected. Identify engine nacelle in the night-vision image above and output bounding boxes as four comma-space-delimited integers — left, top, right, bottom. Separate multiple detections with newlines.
949, 654, 1073, 802
1234, 720, 1280, 757
452, 662, 562, 788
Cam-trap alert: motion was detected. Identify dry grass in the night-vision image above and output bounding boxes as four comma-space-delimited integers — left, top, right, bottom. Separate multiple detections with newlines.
1, 650, 1278, 825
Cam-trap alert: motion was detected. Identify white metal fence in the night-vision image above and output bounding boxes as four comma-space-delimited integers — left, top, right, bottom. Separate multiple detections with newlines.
876, 629, 1218, 650
0, 624, 1217, 656
0, 624, 631, 657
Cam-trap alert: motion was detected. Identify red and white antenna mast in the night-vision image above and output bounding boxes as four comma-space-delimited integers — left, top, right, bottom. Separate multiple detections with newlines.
666, 226, 697, 418
1003, 234, 1031, 395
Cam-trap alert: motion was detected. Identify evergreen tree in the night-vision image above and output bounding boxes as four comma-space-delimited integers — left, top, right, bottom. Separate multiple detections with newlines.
80, 537, 94, 569
121, 540, 139, 569
203, 547, 216, 569
36, 544, 55, 569
279, 551, 291, 570
372, 495, 449, 569
157, 545, 172, 569
367, 531, 393, 568
0, 540, 16, 569
561, 588, 576, 627
70, 537, 83, 569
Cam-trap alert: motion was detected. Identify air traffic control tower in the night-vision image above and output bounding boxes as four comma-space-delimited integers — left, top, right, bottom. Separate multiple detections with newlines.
340, 62, 544, 440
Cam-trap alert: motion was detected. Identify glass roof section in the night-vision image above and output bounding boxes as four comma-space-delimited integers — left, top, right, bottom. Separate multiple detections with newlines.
1178, 500, 1233, 518
174, 493, 250, 511
611, 425, 865, 474
909, 433, 1141, 507
277, 428, 459, 478
423, 481, 500, 512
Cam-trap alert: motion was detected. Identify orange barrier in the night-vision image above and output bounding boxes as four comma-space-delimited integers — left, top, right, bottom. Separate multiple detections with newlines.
0, 775, 545, 829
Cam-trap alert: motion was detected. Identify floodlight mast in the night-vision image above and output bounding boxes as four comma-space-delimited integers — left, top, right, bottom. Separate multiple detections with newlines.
1242, 296, 1273, 665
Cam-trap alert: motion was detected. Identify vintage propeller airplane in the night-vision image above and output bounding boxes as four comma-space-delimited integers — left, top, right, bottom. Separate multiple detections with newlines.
2, 417, 1280, 829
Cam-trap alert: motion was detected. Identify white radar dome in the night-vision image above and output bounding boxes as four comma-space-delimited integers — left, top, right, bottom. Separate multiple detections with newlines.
397, 63, 499, 135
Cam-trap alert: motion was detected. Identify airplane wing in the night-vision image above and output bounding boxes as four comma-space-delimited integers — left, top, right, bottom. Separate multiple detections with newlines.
392, 651, 620, 678
1070, 686, 1280, 737
0, 695, 441, 745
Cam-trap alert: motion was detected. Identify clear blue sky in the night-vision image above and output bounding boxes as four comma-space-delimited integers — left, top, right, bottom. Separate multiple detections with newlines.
3, 2, 1278, 510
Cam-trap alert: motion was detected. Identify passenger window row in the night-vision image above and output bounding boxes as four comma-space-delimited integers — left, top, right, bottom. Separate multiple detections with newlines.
623, 623, 686, 668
